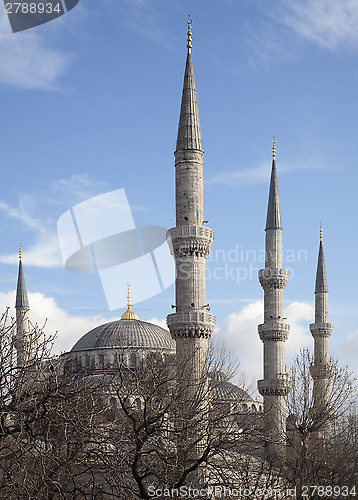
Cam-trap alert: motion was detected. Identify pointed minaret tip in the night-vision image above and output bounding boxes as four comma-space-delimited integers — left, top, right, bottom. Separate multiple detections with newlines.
16, 247, 29, 310
187, 16, 192, 53
176, 16, 202, 152
315, 224, 328, 293
265, 137, 282, 230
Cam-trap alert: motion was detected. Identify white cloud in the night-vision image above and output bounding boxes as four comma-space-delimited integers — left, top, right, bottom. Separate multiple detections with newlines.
247, 0, 358, 67
0, 199, 43, 231
145, 317, 168, 330
0, 290, 106, 354
0, 234, 62, 268
280, 0, 358, 50
0, 9, 69, 90
214, 300, 314, 385
0, 196, 63, 268
335, 329, 358, 379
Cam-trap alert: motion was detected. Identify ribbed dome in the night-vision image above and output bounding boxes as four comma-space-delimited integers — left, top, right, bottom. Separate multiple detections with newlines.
209, 371, 253, 402
71, 320, 175, 352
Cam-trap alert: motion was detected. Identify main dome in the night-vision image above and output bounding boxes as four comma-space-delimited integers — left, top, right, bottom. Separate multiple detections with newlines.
71, 319, 175, 352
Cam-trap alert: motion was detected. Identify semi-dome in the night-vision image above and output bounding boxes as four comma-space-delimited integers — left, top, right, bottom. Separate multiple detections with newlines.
71, 319, 175, 352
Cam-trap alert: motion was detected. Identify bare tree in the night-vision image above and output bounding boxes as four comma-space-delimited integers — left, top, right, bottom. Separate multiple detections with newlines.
0, 309, 112, 499
69, 342, 267, 500
282, 349, 357, 497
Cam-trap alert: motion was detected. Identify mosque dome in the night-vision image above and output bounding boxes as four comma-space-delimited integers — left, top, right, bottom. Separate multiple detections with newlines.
70, 284, 175, 353
71, 319, 175, 352
209, 369, 254, 402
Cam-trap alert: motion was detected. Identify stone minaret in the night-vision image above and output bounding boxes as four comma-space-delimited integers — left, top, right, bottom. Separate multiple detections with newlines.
166, 18, 216, 406
15, 246, 30, 367
309, 226, 333, 440
258, 140, 290, 454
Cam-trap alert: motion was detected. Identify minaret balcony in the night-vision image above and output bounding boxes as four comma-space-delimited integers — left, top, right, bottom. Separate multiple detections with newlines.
309, 323, 333, 338
166, 226, 214, 258
167, 311, 216, 339
258, 323, 290, 342
258, 268, 289, 290
257, 375, 291, 397
310, 363, 333, 379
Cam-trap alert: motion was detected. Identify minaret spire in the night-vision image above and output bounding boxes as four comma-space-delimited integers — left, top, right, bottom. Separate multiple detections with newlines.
310, 225, 333, 441
176, 17, 202, 156
315, 224, 328, 293
167, 18, 215, 465
15, 246, 30, 366
266, 138, 282, 231
258, 140, 290, 456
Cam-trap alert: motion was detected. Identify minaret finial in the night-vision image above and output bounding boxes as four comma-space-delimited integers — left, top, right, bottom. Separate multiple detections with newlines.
320, 223, 323, 242
187, 15, 192, 53
272, 136, 276, 160
121, 283, 139, 320
19, 245, 22, 260
127, 283, 132, 307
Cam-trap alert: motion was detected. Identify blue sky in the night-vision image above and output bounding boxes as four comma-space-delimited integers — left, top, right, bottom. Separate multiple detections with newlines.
0, 0, 356, 385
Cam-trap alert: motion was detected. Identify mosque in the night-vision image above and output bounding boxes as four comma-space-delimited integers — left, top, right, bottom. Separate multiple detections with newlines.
14, 18, 332, 453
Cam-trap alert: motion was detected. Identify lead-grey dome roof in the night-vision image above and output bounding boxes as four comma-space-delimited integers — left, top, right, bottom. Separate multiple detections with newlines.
209, 370, 253, 402
71, 320, 175, 352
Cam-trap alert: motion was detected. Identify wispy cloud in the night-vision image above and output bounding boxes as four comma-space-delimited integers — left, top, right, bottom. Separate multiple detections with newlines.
101, 0, 179, 48
0, 9, 70, 90
206, 159, 320, 188
0, 200, 42, 230
246, 0, 358, 68
0, 195, 62, 267
279, 0, 358, 51
0, 234, 62, 268
52, 174, 110, 206
0, 173, 150, 268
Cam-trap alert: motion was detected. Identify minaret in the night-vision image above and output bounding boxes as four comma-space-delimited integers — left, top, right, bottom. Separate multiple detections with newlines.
166, 18, 215, 407
258, 140, 290, 455
15, 246, 30, 367
309, 225, 333, 440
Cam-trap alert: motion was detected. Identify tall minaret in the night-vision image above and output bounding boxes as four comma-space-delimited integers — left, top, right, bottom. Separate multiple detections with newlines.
258, 140, 290, 455
15, 246, 30, 367
166, 18, 215, 405
309, 225, 333, 440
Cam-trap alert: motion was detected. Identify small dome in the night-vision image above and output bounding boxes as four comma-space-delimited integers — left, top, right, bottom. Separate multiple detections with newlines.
209, 371, 253, 402
71, 320, 175, 352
